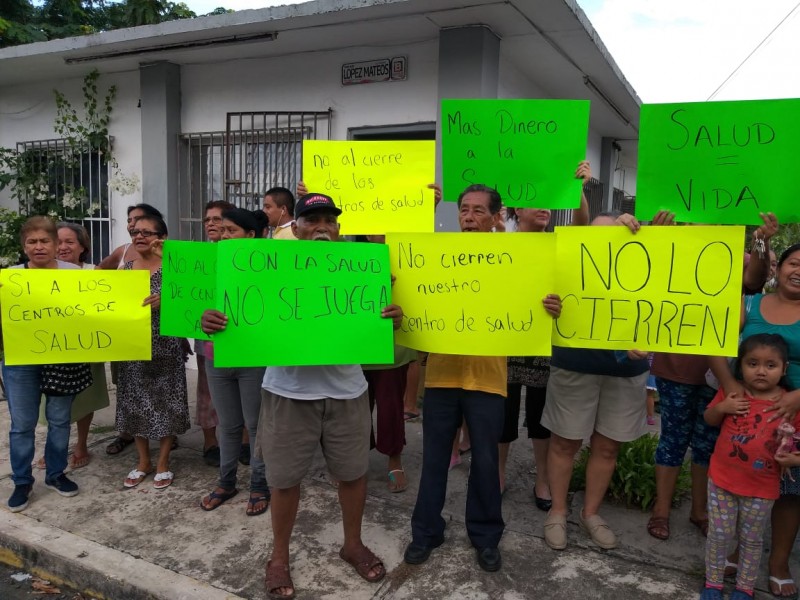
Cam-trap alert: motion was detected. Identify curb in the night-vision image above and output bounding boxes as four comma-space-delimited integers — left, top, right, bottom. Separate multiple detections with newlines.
0, 511, 245, 600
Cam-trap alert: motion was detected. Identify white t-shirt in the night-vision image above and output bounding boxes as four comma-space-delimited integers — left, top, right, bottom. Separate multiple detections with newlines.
262, 365, 367, 400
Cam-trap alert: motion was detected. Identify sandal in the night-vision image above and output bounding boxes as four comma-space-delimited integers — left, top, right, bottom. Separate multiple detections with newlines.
124, 468, 153, 489
403, 411, 420, 421
200, 488, 238, 511
246, 493, 270, 516
388, 469, 407, 493
69, 453, 91, 470
690, 516, 709, 537
265, 559, 295, 599
646, 516, 670, 540
153, 471, 174, 490
339, 546, 386, 583
106, 436, 134, 455
770, 576, 799, 599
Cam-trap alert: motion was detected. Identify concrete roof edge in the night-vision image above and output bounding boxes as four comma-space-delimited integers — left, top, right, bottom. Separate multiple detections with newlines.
0, 0, 409, 61
562, 0, 642, 107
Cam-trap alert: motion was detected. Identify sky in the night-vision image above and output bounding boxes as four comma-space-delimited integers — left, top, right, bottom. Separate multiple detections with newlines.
184, 0, 800, 104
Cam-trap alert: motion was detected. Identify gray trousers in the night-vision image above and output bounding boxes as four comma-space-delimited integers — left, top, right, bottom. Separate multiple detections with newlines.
206, 361, 268, 494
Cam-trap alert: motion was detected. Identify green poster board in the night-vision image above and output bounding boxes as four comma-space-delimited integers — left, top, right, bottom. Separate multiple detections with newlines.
636, 98, 800, 225
160, 240, 217, 340
212, 239, 394, 367
441, 99, 590, 208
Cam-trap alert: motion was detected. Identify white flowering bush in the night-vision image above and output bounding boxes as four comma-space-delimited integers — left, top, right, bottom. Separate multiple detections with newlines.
0, 207, 26, 267
108, 169, 140, 196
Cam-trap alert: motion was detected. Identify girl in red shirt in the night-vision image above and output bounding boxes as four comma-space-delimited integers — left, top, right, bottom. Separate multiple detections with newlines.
701, 333, 800, 600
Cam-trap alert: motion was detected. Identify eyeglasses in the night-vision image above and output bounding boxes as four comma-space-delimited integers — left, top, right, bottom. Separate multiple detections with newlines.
203, 216, 223, 224
130, 229, 159, 238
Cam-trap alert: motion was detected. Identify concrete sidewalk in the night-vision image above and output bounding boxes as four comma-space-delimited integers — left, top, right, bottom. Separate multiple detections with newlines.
0, 367, 795, 599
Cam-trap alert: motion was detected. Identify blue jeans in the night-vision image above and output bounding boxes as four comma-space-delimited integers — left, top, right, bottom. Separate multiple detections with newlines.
411, 387, 505, 550
206, 361, 268, 494
3, 364, 74, 486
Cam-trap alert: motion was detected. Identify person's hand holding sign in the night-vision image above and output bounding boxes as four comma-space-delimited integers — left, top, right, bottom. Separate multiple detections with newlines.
754, 212, 778, 242
201, 309, 228, 335
650, 211, 676, 226
143, 293, 161, 311
542, 294, 562, 319
381, 304, 404, 330
615, 212, 641, 234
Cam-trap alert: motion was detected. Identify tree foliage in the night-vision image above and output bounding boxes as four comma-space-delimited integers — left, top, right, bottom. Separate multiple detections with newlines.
0, 0, 232, 47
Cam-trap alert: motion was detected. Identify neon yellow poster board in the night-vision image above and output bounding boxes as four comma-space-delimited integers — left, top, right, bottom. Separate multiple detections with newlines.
636, 99, 800, 225
0, 269, 152, 365
161, 240, 217, 340
553, 226, 745, 356
441, 99, 589, 207
302, 140, 435, 235
386, 232, 557, 356
212, 239, 394, 367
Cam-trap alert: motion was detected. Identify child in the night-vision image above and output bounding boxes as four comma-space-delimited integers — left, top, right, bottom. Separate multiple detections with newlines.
700, 333, 800, 600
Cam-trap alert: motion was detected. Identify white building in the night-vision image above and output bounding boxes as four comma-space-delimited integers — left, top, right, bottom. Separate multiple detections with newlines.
0, 0, 640, 259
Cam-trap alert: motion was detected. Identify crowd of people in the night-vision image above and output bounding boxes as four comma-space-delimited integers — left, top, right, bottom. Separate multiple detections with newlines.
2, 164, 800, 600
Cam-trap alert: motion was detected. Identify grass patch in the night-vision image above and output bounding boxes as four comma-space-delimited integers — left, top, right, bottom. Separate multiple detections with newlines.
569, 433, 691, 511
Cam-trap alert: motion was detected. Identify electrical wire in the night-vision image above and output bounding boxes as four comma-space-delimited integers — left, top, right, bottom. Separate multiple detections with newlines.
707, 1, 800, 100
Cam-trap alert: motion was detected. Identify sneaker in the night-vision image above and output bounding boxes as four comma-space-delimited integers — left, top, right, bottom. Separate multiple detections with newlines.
8, 484, 33, 513
699, 587, 724, 600
45, 474, 79, 497
729, 590, 753, 600
579, 510, 617, 549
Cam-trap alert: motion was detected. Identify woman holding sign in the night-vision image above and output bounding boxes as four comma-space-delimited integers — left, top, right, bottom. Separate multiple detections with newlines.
116, 215, 189, 490
2, 216, 82, 512
199, 208, 271, 516
709, 243, 800, 599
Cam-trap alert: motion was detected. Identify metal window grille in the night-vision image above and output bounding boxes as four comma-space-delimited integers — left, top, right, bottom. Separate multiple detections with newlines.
16, 138, 112, 264
224, 110, 333, 207
177, 110, 332, 242
544, 179, 635, 229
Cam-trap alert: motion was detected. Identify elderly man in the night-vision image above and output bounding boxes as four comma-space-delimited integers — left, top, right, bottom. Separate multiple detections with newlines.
202, 193, 403, 599
403, 184, 562, 572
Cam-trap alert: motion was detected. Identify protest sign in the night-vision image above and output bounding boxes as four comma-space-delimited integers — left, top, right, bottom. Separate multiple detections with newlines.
212, 239, 394, 367
552, 226, 744, 356
385, 232, 557, 355
636, 99, 800, 225
440, 99, 589, 208
0, 269, 151, 365
161, 240, 217, 340
302, 140, 435, 234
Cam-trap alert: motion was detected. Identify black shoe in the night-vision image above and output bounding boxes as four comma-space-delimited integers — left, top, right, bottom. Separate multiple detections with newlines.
203, 445, 220, 467
534, 494, 552, 512
404, 536, 444, 565
476, 547, 502, 572
238, 443, 251, 466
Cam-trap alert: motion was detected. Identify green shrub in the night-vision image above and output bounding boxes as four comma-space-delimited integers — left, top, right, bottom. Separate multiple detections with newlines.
569, 433, 692, 511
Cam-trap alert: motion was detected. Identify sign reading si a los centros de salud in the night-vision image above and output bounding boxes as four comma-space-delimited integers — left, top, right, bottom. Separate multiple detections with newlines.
342, 57, 407, 85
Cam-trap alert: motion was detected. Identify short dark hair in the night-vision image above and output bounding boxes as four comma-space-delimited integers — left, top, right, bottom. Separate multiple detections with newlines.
135, 215, 168, 237
456, 184, 502, 214
250, 210, 268, 237
205, 200, 235, 213
735, 333, 791, 389
595, 209, 624, 220
221, 208, 263, 238
57, 222, 91, 263
265, 187, 295, 213
127, 203, 163, 219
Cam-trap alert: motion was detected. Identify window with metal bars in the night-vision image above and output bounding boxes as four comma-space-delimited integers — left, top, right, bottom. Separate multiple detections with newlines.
177, 110, 332, 242
16, 139, 112, 264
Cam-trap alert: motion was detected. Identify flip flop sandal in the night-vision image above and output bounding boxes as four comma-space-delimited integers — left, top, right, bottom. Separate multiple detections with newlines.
770, 576, 799, 599
153, 471, 174, 490
265, 560, 295, 600
339, 546, 386, 583
69, 454, 91, 470
646, 516, 670, 540
123, 468, 153, 488
246, 494, 270, 516
388, 469, 408, 493
106, 436, 134, 455
200, 488, 238, 511
403, 411, 420, 421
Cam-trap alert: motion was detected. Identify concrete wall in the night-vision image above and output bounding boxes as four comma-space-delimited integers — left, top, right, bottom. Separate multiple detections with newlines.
0, 71, 142, 245
181, 39, 440, 136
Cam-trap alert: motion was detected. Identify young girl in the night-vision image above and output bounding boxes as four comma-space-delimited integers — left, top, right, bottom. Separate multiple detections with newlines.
701, 333, 800, 600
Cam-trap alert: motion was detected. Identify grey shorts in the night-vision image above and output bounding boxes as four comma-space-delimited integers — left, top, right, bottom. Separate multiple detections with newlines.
541, 367, 649, 443
256, 389, 371, 489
